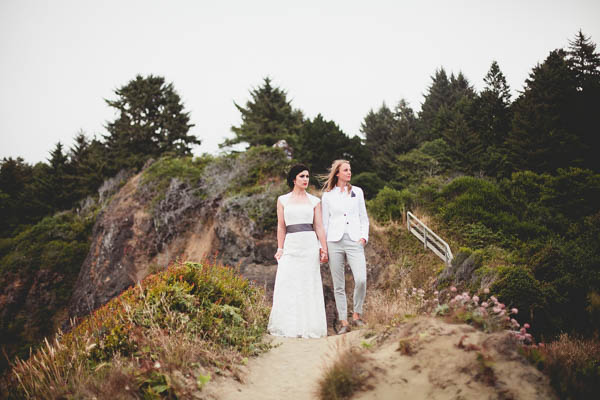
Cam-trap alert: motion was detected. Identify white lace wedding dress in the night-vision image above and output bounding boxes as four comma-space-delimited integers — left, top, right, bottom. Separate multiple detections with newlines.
267, 192, 327, 338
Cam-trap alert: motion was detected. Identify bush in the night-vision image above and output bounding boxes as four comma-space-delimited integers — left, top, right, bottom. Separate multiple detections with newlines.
368, 186, 415, 223
528, 334, 600, 400
351, 172, 384, 200
0, 210, 95, 373
7, 260, 271, 399
490, 266, 546, 333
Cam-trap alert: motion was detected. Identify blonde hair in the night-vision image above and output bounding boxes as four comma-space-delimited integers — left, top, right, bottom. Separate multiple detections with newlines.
321, 159, 352, 192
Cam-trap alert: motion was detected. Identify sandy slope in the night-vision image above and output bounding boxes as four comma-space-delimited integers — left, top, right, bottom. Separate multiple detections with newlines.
206, 317, 557, 400
208, 331, 362, 400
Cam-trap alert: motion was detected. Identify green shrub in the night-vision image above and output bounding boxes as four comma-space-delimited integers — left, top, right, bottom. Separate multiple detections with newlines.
9, 260, 271, 398
351, 172, 384, 200
490, 266, 546, 331
228, 146, 291, 194
368, 186, 415, 223
0, 210, 95, 372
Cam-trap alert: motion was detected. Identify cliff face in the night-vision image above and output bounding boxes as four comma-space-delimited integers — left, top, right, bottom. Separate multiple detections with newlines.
67, 148, 408, 334
69, 149, 289, 320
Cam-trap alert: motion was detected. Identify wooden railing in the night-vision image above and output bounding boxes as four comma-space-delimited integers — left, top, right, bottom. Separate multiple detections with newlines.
406, 211, 453, 265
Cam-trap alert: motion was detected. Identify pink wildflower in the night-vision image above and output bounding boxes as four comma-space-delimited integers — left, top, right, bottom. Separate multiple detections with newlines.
520, 327, 526, 334
484, 288, 490, 294
498, 303, 506, 309
493, 306, 501, 313
450, 286, 457, 292
481, 302, 489, 308
490, 296, 498, 303
499, 309, 506, 316
434, 290, 439, 296
524, 323, 530, 329
511, 308, 518, 314
511, 318, 519, 327
472, 295, 480, 303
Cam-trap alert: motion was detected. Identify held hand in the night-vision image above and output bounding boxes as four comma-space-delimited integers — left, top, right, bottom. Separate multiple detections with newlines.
274, 248, 283, 261
358, 238, 366, 247
319, 248, 329, 263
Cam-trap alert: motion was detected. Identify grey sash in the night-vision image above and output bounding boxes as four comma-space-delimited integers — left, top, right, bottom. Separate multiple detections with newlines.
286, 223, 314, 233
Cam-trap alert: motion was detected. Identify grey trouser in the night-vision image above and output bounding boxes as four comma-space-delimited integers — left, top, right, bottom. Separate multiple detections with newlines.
328, 233, 367, 321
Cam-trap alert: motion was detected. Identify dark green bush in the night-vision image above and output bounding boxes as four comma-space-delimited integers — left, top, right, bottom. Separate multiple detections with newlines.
351, 172, 384, 200
368, 186, 415, 222
490, 265, 546, 331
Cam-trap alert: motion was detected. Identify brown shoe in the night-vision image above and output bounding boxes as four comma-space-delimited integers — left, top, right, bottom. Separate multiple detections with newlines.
353, 319, 365, 327
338, 325, 351, 335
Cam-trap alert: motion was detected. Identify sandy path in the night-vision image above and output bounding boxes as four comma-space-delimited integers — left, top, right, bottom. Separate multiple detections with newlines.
211, 331, 361, 400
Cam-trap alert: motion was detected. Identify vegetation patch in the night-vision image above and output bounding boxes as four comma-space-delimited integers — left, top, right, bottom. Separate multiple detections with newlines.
5, 260, 270, 399
318, 344, 370, 400
0, 210, 95, 373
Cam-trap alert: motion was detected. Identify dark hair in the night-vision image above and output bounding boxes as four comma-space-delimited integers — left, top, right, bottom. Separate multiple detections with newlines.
287, 164, 310, 189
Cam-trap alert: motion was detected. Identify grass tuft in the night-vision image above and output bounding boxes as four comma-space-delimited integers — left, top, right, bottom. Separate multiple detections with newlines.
318, 342, 370, 400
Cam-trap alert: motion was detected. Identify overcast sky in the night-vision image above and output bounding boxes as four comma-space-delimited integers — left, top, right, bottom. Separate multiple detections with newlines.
1, 0, 599, 163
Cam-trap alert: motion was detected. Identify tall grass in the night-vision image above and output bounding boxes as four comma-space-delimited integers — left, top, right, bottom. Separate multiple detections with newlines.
5, 260, 270, 399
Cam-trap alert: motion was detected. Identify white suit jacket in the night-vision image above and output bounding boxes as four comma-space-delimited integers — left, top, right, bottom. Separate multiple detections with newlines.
321, 185, 369, 243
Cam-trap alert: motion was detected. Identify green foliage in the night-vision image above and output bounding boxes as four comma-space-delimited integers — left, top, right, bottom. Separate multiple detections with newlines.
105, 74, 200, 172
523, 334, 600, 400
140, 155, 211, 209
0, 210, 95, 372
361, 100, 418, 181
367, 186, 414, 223
8, 260, 270, 398
222, 77, 304, 149
295, 114, 370, 175
490, 266, 546, 329
351, 172, 384, 200
227, 146, 291, 194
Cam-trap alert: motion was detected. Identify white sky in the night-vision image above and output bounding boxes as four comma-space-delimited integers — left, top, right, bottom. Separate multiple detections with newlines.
1, 0, 599, 163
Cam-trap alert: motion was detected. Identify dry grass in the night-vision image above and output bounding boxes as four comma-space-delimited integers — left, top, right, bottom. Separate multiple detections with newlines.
5, 260, 271, 399
536, 334, 600, 399
318, 339, 371, 400
364, 289, 423, 327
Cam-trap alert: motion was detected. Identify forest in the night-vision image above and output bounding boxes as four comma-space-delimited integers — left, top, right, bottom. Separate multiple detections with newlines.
1, 30, 599, 379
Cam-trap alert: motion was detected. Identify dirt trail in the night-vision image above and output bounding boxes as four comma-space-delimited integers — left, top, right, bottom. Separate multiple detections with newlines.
207, 317, 557, 400
208, 331, 361, 400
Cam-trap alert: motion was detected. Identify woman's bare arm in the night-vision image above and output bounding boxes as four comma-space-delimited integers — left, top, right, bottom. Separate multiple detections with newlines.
275, 199, 286, 260
313, 203, 328, 261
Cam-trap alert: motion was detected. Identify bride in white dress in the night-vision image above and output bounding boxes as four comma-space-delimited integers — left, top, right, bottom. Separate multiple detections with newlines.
268, 164, 329, 338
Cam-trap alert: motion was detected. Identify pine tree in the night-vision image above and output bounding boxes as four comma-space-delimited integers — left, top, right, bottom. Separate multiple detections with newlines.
441, 97, 484, 174
362, 100, 418, 181
105, 75, 199, 171
222, 78, 304, 149
295, 114, 369, 174
418, 68, 452, 142
567, 31, 600, 171
473, 61, 512, 176
505, 49, 581, 174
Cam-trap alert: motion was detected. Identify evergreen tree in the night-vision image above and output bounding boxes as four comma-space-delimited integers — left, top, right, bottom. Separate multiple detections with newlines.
222, 78, 304, 149
567, 31, 600, 171
105, 75, 199, 171
568, 30, 600, 90
504, 49, 581, 174
472, 61, 512, 176
441, 97, 484, 174
0, 157, 34, 237
295, 114, 370, 175
361, 100, 418, 181
418, 68, 452, 142
68, 132, 108, 201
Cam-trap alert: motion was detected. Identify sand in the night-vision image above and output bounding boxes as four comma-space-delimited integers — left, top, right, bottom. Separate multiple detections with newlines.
207, 317, 557, 400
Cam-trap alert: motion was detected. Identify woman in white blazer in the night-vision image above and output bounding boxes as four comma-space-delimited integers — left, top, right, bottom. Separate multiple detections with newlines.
321, 159, 369, 334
